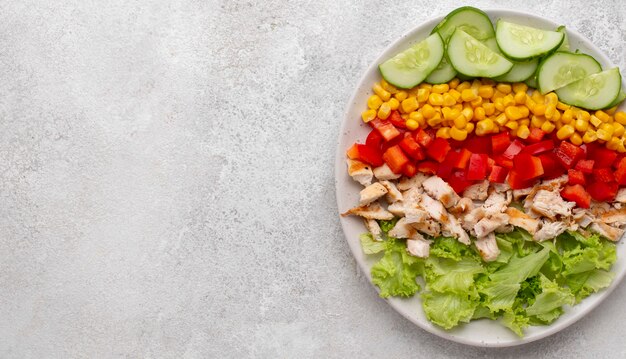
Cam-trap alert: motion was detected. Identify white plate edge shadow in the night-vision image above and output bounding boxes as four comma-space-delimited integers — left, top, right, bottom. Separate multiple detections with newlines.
335, 8, 626, 348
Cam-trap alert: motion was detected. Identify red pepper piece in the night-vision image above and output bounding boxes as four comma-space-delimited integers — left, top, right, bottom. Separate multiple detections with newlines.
592, 167, 615, 183
382, 145, 409, 173
538, 153, 564, 179
488, 165, 509, 183
416, 160, 438, 175
574, 159, 594, 174
366, 129, 384, 149
567, 169, 586, 186
615, 157, 626, 185
589, 147, 618, 168
513, 153, 544, 179
357, 144, 384, 167
491, 132, 511, 153
426, 138, 452, 163
561, 184, 591, 208
414, 128, 433, 148
387, 111, 407, 129
370, 118, 400, 142
402, 162, 418, 178
466, 153, 489, 180
346, 144, 360, 159
399, 134, 425, 161
465, 135, 492, 154
493, 154, 514, 169
554, 141, 585, 169
502, 139, 525, 159
437, 161, 454, 180
448, 170, 473, 194
453, 148, 473, 169
526, 128, 546, 143
587, 181, 619, 202
507, 170, 536, 189
521, 140, 554, 155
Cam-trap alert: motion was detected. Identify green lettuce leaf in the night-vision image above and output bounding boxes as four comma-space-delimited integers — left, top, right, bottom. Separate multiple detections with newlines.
378, 218, 399, 234
425, 256, 484, 294
429, 236, 474, 261
371, 239, 423, 298
359, 233, 386, 254
566, 269, 614, 302
421, 291, 478, 329
502, 307, 530, 337
525, 275, 574, 319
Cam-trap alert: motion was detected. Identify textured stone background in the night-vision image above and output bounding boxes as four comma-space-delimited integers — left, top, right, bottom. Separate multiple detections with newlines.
0, 0, 624, 357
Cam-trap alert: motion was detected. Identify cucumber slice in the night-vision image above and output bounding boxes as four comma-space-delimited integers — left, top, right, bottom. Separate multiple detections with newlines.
447, 29, 513, 78
537, 52, 602, 94
425, 57, 457, 84
495, 20, 564, 61
482, 37, 499, 52
432, 6, 495, 41
605, 89, 625, 109
494, 58, 539, 82
525, 75, 538, 89
379, 33, 445, 89
556, 26, 569, 51
555, 68, 622, 110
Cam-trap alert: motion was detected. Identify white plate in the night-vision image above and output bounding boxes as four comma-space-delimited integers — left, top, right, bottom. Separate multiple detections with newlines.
335, 9, 626, 347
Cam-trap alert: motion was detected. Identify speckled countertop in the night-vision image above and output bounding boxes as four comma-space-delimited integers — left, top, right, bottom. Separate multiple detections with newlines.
0, 0, 625, 357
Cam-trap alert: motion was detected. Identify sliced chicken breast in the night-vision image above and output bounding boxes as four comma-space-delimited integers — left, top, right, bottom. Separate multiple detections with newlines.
359, 182, 388, 206
463, 180, 489, 201
422, 176, 460, 208
342, 202, 394, 220
534, 220, 567, 242
397, 173, 428, 190
475, 233, 500, 262
529, 189, 575, 219
373, 163, 401, 181
506, 207, 540, 234
474, 213, 510, 238
347, 159, 373, 186
364, 219, 383, 241
412, 219, 441, 237
589, 222, 625, 242
380, 180, 403, 203
406, 233, 432, 258
388, 217, 417, 239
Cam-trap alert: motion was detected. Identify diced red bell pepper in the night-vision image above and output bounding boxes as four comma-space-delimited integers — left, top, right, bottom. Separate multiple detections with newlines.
502, 139, 525, 159
589, 147, 617, 168
538, 153, 564, 179
370, 118, 400, 142
615, 157, 626, 185
437, 161, 454, 180
387, 111, 407, 129
574, 159, 594, 174
592, 167, 615, 183
466, 153, 489, 180
366, 129, 384, 149
554, 141, 585, 169
402, 162, 418, 178
491, 132, 511, 153
346, 144, 360, 159
417, 160, 438, 175
356, 144, 384, 167
587, 181, 619, 202
493, 154, 514, 169
399, 134, 425, 161
526, 128, 546, 143
414, 128, 433, 148
613, 153, 626, 169
382, 145, 409, 173
380, 133, 404, 153
561, 184, 592, 208
567, 169, 586, 186
465, 135, 492, 154
448, 170, 473, 194
521, 140, 554, 155
507, 170, 535, 189
513, 153, 544, 180
426, 138, 452, 163
488, 165, 509, 183
454, 148, 473, 169
487, 157, 495, 172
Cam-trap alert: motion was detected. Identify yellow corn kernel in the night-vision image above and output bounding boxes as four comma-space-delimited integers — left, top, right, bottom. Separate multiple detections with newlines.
512, 82, 528, 94
532, 104, 546, 116
441, 107, 453, 120
590, 115, 602, 128
456, 81, 471, 92
388, 98, 399, 110
556, 102, 570, 111
583, 130, 597, 143
517, 125, 530, 139
432, 84, 449, 94
461, 107, 474, 122
531, 90, 544, 103
596, 110, 611, 123
478, 85, 494, 99
452, 103, 463, 112
471, 79, 482, 91
494, 98, 505, 112
541, 121, 556, 133
496, 83, 512, 94
465, 122, 475, 133
531, 115, 545, 128
570, 132, 583, 146
578, 110, 591, 121
454, 114, 468, 129
613, 122, 625, 137
597, 129, 612, 141
442, 93, 456, 107
405, 119, 419, 131
401, 97, 419, 113
427, 112, 443, 127
367, 95, 383, 110
525, 97, 537, 111
361, 109, 377, 123
448, 89, 462, 103
448, 78, 460, 89
505, 106, 523, 121
520, 118, 530, 127
502, 94, 516, 108
417, 88, 430, 103
545, 105, 556, 120
436, 126, 451, 139
377, 102, 391, 120
505, 121, 519, 130
519, 106, 530, 118
476, 118, 495, 136
461, 89, 477, 102
599, 123, 614, 136
410, 111, 426, 127
428, 93, 444, 106
614, 111, 626, 125
470, 96, 483, 107
574, 118, 589, 132
373, 83, 391, 101
607, 137, 621, 150
418, 83, 432, 91
544, 92, 558, 105
552, 109, 561, 122
492, 90, 505, 100
401, 113, 408, 120
561, 109, 575, 124
394, 91, 408, 102
380, 79, 398, 94
450, 126, 468, 141
606, 106, 618, 115
495, 113, 508, 126
483, 102, 496, 116
618, 140, 626, 153
556, 124, 575, 139
474, 107, 486, 121
514, 91, 527, 105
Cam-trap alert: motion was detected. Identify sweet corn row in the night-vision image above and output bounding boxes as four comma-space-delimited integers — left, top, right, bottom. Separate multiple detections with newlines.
362, 78, 626, 152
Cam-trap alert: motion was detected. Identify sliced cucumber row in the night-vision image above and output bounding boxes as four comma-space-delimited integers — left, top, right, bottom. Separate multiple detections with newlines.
556, 68, 622, 110
537, 52, 602, 94
432, 6, 495, 41
495, 20, 564, 61
425, 57, 457, 84
447, 29, 513, 78
606, 90, 625, 109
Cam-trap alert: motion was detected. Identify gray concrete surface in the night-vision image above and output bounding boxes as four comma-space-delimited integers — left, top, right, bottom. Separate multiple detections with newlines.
0, 0, 624, 357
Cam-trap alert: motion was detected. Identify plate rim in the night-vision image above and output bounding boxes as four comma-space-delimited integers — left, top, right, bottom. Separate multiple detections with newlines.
335, 7, 626, 348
